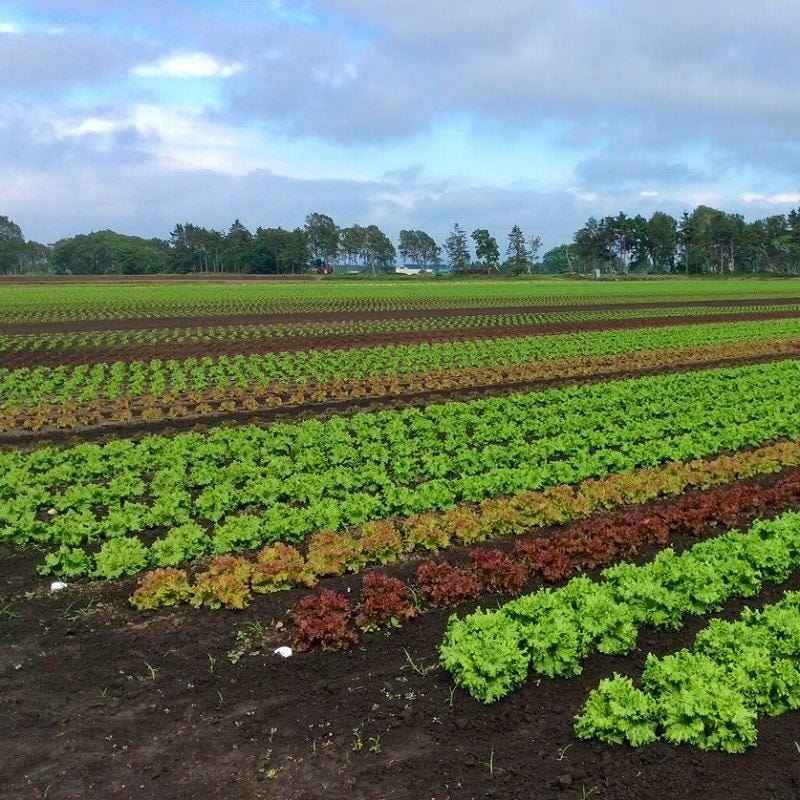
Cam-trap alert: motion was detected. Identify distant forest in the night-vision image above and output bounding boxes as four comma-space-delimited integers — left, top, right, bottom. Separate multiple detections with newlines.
2, 205, 800, 276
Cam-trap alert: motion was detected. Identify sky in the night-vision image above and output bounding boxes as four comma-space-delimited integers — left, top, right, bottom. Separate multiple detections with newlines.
1, 0, 799, 251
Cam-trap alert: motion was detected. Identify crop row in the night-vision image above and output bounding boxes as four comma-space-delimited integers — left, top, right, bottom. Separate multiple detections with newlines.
128, 466, 800, 612
440, 511, 800, 703
575, 591, 800, 752
2, 317, 799, 409
4, 280, 799, 324
42, 436, 800, 582
3, 303, 797, 357
7, 360, 800, 577
3, 337, 795, 435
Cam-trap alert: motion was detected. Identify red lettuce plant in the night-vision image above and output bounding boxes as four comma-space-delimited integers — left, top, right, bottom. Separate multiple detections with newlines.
416, 560, 480, 607
356, 571, 418, 631
470, 548, 529, 595
291, 589, 358, 651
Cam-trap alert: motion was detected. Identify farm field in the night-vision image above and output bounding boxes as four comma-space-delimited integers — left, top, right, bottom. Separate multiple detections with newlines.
4, 276, 800, 800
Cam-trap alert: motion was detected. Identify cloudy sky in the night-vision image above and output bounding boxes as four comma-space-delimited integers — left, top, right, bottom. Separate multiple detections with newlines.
2, 1, 799, 250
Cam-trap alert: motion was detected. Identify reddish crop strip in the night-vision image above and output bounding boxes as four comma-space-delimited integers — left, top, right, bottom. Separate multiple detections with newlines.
132, 465, 800, 624
3, 335, 798, 438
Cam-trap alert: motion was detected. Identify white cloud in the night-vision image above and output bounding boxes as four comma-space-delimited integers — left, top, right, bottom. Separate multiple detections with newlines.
741, 192, 800, 204
640, 190, 659, 197
55, 104, 289, 176
133, 52, 243, 79
0, 21, 20, 34
567, 187, 601, 204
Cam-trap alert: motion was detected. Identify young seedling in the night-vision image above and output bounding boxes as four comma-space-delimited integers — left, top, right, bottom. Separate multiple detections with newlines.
62, 597, 96, 621
0, 597, 17, 619
557, 743, 573, 761
402, 648, 435, 677
143, 661, 158, 681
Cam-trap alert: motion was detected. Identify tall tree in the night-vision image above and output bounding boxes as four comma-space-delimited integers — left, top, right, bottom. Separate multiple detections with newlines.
527, 234, 543, 272
0, 214, 25, 274
505, 224, 528, 272
471, 228, 500, 271
304, 212, 340, 266
280, 228, 310, 274
646, 212, 678, 272
362, 225, 396, 273
445, 223, 471, 273
398, 229, 441, 270
340, 225, 366, 267
223, 219, 254, 273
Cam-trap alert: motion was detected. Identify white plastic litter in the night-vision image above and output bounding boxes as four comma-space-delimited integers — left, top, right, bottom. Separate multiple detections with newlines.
50, 581, 68, 593
273, 646, 293, 658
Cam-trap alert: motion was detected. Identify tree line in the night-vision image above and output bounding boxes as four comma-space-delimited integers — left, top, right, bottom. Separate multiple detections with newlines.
1, 205, 799, 275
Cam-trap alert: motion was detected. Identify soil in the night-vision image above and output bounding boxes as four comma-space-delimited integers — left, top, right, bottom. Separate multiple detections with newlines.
4, 296, 800, 336
3, 485, 800, 800
5, 308, 800, 368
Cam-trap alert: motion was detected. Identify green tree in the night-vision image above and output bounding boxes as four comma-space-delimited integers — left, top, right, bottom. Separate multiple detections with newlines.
398, 229, 441, 270
646, 212, 678, 272
445, 223, 471, 273
52, 231, 169, 275
169, 223, 225, 273
340, 225, 366, 267
0, 214, 25, 274
304, 212, 340, 266
223, 219, 254, 273
505, 224, 528, 273
362, 225, 396, 273
541, 244, 578, 273
471, 228, 500, 271
280, 228, 310, 274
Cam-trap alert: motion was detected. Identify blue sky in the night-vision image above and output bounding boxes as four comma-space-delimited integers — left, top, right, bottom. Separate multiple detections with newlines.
2, 0, 799, 250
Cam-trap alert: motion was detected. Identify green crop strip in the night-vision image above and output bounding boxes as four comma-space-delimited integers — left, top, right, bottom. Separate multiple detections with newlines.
1, 317, 800, 408
2, 278, 800, 323
5, 359, 800, 579
441, 511, 800, 704
575, 591, 800, 753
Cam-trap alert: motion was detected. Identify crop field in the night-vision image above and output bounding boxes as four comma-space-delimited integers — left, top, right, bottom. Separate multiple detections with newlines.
4, 276, 800, 800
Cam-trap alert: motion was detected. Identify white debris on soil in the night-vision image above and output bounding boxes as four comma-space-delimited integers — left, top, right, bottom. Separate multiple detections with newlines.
273, 646, 293, 658
50, 581, 68, 592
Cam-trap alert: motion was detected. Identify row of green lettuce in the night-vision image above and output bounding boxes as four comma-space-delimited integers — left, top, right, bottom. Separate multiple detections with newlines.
2, 317, 800, 407
3, 278, 799, 323
575, 591, 800, 753
440, 511, 800, 704
4, 360, 800, 578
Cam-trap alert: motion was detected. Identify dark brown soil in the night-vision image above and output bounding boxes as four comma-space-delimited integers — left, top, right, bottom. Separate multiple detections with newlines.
3, 505, 800, 800
5, 308, 800, 368
4, 297, 800, 336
